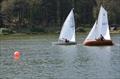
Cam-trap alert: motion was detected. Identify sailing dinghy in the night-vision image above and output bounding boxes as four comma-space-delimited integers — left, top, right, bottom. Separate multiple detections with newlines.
54, 8, 76, 45
83, 6, 113, 46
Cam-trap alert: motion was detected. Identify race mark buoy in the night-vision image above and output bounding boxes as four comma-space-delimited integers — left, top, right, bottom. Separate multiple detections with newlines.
13, 51, 20, 60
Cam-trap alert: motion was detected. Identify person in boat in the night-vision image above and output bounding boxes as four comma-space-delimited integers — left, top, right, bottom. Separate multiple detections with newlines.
97, 34, 105, 41
65, 39, 69, 43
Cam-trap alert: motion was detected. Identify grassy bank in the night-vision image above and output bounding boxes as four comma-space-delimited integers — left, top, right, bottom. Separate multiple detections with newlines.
0, 29, 120, 40
0, 32, 59, 40
0, 33, 32, 40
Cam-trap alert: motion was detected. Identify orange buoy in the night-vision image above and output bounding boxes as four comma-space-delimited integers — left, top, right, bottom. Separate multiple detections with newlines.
13, 51, 20, 60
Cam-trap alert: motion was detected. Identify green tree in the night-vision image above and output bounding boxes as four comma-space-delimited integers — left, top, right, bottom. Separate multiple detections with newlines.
0, 0, 120, 32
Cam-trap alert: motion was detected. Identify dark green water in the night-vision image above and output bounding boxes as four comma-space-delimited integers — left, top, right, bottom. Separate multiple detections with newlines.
0, 34, 120, 79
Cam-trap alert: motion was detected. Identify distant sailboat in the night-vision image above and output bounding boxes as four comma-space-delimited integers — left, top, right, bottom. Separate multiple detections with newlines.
54, 8, 76, 45
83, 6, 113, 46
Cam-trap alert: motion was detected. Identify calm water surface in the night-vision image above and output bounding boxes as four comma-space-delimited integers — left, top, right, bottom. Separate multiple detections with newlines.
0, 34, 120, 79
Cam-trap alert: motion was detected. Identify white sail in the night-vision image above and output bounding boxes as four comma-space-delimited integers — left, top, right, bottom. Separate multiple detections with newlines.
85, 21, 98, 40
97, 6, 111, 40
85, 6, 111, 41
59, 8, 75, 42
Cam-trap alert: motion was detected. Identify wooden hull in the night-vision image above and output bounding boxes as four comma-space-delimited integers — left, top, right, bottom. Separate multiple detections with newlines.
83, 40, 113, 46
53, 42, 76, 45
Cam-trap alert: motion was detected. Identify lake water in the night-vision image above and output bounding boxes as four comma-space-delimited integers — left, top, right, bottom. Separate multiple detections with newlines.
0, 34, 120, 79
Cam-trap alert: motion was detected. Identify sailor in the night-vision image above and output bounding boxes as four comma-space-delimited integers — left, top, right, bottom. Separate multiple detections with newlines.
99, 34, 105, 41
65, 39, 69, 43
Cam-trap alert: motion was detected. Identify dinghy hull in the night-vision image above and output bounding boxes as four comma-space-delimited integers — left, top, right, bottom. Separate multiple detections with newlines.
83, 40, 113, 46
53, 42, 76, 45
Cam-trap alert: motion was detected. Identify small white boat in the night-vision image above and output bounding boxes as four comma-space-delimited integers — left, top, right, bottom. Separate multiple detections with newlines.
83, 6, 113, 46
54, 8, 76, 45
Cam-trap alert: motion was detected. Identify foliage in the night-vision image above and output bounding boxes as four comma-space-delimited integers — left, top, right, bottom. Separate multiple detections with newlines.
0, 0, 120, 33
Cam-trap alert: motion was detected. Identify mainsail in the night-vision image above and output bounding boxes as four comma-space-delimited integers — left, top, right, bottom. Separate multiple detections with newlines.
59, 8, 75, 42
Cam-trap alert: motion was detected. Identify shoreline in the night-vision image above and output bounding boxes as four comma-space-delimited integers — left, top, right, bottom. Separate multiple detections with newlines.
0, 31, 119, 40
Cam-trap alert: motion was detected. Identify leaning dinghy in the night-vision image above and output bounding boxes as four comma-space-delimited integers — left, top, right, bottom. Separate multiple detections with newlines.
83, 6, 113, 46
54, 8, 76, 45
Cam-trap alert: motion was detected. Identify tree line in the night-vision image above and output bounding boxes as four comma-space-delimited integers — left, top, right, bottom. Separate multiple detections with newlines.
0, 0, 120, 33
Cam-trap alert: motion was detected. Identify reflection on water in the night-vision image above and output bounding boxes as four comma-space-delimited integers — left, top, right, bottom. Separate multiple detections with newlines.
0, 34, 120, 79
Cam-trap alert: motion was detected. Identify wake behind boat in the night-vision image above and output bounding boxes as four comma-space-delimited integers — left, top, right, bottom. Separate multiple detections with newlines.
53, 41, 76, 45
54, 8, 76, 45
83, 6, 113, 46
